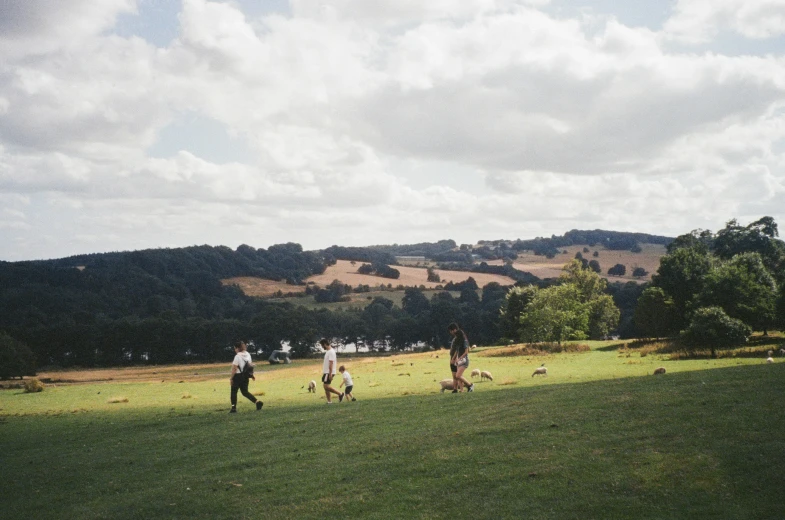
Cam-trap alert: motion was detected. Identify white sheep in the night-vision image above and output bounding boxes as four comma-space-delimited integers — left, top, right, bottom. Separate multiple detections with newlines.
480, 370, 493, 381
767, 357, 774, 364
439, 379, 455, 392
780, 349, 785, 356
307, 380, 316, 393
470, 369, 481, 378
532, 367, 547, 377
653, 367, 666, 375
768, 350, 773, 357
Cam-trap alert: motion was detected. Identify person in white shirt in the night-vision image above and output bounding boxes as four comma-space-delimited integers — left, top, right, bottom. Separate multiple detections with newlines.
338, 365, 356, 402
320, 338, 344, 404
229, 341, 263, 413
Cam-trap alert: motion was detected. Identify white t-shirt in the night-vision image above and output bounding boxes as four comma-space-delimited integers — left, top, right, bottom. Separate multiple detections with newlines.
342, 370, 353, 387
322, 348, 337, 375
233, 351, 252, 372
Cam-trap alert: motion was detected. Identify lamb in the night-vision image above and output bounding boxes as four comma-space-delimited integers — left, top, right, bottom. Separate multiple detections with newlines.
307, 380, 316, 393
532, 367, 547, 377
653, 367, 666, 375
480, 370, 493, 381
439, 379, 455, 392
470, 369, 481, 378
767, 357, 774, 364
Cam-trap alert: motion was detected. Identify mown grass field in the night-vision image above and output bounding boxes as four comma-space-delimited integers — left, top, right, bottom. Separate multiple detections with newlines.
2, 340, 784, 519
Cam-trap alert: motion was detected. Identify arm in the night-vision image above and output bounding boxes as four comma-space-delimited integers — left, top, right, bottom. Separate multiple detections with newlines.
328, 360, 334, 377
229, 363, 238, 383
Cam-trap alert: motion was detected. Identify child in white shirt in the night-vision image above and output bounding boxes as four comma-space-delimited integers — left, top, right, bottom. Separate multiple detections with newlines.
338, 365, 356, 402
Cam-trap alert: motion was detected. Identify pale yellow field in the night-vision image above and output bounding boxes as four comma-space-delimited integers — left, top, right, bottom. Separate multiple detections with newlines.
221, 277, 306, 297
308, 259, 515, 288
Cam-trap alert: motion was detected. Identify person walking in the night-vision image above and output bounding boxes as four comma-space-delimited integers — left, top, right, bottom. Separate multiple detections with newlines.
229, 341, 263, 413
338, 365, 356, 402
448, 323, 474, 393
320, 339, 344, 404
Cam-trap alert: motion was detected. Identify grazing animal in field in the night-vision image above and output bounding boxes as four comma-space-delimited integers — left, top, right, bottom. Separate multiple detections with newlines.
653, 367, 666, 375
470, 369, 481, 378
307, 380, 316, 393
780, 349, 785, 356
480, 370, 493, 381
768, 350, 773, 357
439, 379, 455, 392
767, 357, 774, 364
532, 367, 547, 377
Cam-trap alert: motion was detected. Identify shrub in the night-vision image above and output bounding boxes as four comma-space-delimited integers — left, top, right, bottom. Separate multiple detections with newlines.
680, 306, 751, 357
23, 377, 44, 393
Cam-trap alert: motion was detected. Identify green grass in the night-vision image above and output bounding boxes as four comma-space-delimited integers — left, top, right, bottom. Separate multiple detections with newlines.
2, 343, 784, 519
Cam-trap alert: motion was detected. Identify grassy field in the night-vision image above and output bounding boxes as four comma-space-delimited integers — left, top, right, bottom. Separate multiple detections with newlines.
2, 340, 783, 519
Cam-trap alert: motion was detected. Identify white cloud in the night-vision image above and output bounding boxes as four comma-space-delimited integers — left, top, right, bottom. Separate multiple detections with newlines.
665, 0, 785, 43
1, 0, 785, 260
0, 0, 137, 58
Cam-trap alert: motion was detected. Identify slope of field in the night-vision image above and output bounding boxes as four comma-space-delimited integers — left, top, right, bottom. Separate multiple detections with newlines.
225, 260, 516, 297
220, 277, 306, 297
308, 260, 516, 288
501, 243, 666, 282
2, 343, 783, 519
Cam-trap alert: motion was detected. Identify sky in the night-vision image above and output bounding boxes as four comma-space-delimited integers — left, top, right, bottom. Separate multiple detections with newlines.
1, 0, 785, 261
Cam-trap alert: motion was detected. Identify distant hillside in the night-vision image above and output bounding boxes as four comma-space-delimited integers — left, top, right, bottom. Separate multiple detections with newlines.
482, 229, 673, 259
0, 229, 673, 369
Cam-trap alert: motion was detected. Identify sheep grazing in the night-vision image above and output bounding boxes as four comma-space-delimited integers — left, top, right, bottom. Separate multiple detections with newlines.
439, 379, 455, 392
767, 357, 774, 364
780, 349, 785, 356
470, 369, 481, 378
768, 350, 773, 357
307, 380, 316, 393
480, 370, 493, 381
653, 367, 666, 375
532, 367, 547, 377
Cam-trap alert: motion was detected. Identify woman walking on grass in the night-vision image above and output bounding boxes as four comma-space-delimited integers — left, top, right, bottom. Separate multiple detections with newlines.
448, 323, 474, 393
229, 341, 263, 413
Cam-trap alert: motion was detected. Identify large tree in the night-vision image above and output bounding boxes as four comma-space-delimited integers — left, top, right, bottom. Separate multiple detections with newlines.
651, 246, 714, 329
698, 253, 778, 334
633, 286, 679, 338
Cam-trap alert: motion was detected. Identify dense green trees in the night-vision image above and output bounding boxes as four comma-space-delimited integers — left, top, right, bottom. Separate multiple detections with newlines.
503, 261, 620, 343
640, 216, 785, 349
0, 332, 36, 379
633, 287, 679, 338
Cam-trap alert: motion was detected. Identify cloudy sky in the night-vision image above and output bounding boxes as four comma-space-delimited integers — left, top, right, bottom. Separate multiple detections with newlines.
1, 0, 785, 261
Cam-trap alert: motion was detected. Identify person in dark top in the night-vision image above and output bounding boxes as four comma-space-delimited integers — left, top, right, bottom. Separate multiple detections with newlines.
448, 322, 474, 393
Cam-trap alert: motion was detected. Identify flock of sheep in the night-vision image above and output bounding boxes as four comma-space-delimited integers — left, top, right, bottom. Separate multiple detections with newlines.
305, 346, 784, 396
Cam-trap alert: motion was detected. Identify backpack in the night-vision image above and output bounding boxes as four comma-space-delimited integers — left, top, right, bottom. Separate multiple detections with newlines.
240, 357, 255, 379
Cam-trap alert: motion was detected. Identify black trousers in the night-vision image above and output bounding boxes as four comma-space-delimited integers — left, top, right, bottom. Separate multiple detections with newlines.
231, 374, 257, 406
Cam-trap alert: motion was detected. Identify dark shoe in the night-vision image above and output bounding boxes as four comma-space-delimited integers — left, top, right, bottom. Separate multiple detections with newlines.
339, 393, 345, 403
351, 397, 356, 401
468, 384, 475, 392
451, 390, 458, 393
256, 401, 263, 411
229, 408, 237, 414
